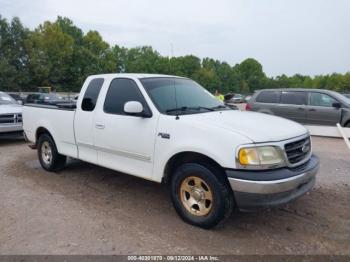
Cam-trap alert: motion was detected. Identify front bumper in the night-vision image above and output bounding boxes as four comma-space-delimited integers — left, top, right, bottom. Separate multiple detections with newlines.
0, 124, 23, 135
226, 155, 319, 210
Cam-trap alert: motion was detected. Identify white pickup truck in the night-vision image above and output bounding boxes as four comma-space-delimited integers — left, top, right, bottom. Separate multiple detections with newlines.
0, 92, 23, 136
23, 74, 319, 228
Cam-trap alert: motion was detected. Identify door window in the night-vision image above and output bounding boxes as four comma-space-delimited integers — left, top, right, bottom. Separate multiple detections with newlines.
255, 91, 280, 103
104, 78, 150, 116
81, 78, 104, 111
310, 93, 337, 107
280, 92, 307, 105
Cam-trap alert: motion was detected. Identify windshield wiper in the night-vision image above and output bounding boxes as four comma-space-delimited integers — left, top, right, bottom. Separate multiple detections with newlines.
166, 106, 214, 114
210, 105, 229, 110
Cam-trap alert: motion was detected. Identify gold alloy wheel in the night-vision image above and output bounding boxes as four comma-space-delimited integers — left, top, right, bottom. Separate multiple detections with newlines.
180, 176, 213, 216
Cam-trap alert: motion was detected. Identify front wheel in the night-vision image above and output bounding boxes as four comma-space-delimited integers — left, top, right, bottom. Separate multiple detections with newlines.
37, 133, 67, 172
170, 163, 234, 229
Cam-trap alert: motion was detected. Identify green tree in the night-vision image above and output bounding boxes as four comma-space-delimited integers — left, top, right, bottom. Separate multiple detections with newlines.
1, 15, 350, 94
0, 16, 30, 91
192, 68, 220, 92
169, 55, 201, 77
124, 46, 167, 73
234, 58, 266, 93
26, 21, 74, 89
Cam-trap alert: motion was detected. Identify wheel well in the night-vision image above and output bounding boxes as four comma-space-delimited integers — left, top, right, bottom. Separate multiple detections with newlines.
162, 152, 225, 184
35, 127, 52, 144
344, 120, 350, 127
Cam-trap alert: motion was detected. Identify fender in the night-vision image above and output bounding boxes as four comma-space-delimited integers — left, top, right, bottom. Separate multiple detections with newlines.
152, 147, 225, 183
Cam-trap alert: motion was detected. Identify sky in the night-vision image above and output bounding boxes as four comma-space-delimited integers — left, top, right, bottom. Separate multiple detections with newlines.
1, 0, 349, 77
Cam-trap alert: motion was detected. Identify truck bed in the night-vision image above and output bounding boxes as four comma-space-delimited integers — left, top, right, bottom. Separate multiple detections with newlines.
23, 103, 78, 158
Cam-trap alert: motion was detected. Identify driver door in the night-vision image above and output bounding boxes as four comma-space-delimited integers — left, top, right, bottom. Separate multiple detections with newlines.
93, 78, 158, 180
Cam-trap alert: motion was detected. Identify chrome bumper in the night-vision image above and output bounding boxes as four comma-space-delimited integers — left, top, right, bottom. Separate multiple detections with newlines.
228, 166, 317, 194
0, 124, 23, 134
226, 155, 319, 210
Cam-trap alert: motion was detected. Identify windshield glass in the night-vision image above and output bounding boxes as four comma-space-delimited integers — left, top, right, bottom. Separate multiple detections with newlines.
140, 77, 225, 115
331, 91, 350, 105
0, 92, 17, 105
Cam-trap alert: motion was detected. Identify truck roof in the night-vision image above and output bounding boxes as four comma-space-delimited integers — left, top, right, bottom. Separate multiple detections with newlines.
88, 73, 185, 79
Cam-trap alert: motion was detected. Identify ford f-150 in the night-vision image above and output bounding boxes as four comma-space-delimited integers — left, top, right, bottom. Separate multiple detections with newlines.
23, 74, 319, 228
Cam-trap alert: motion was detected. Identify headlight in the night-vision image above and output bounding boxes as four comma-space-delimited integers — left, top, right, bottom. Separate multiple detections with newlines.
238, 146, 284, 167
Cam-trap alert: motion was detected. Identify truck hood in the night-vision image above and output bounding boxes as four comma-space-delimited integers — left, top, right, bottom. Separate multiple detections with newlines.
0, 104, 22, 114
184, 110, 308, 143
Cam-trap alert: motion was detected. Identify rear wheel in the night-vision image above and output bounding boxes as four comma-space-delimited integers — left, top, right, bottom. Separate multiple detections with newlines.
37, 133, 66, 172
170, 163, 234, 229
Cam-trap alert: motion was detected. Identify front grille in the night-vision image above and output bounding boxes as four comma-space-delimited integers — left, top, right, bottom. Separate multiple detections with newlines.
0, 113, 22, 124
17, 113, 22, 123
284, 137, 311, 165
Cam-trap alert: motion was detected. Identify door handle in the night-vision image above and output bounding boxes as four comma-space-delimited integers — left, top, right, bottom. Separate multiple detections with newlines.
298, 107, 305, 111
309, 109, 316, 112
95, 124, 105, 129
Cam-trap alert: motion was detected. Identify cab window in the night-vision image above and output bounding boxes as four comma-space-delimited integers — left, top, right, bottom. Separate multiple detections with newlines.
81, 78, 104, 111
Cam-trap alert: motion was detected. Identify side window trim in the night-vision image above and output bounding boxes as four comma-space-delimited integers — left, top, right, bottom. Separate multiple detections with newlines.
103, 77, 152, 117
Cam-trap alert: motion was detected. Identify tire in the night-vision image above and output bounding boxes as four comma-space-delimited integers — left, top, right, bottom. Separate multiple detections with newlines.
170, 163, 234, 229
37, 133, 67, 172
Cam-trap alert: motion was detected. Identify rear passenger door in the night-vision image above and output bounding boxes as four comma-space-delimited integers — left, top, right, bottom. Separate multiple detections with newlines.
276, 91, 308, 123
307, 92, 342, 126
74, 78, 105, 164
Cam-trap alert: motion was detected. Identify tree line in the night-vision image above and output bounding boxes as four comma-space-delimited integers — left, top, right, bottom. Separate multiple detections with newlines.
1, 15, 350, 94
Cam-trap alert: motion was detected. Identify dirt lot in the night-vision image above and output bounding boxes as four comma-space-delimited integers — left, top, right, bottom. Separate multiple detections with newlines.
0, 136, 349, 255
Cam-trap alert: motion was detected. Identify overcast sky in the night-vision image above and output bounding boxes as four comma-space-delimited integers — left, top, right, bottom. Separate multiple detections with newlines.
1, 0, 349, 77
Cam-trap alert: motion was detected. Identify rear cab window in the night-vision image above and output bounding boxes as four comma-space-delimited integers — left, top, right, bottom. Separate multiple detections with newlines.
280, 91, 307, 105
255, 91, 280, 103
81, 78, 104, 111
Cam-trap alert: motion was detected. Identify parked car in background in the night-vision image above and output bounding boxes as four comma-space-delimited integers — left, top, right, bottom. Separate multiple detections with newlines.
246, 89, 350, 127
223, 93, 238, 110
8, 93, 24, 104
25, 93, 69, 105
232, 94, 245, 103
244, 95, 252, 103
343, 94, 350, 99
23, 74, 319, 228
0, 92, 23, 136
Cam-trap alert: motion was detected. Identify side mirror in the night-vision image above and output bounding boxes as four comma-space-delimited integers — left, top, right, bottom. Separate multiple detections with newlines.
17, 100, 23, 105
124, 101, 143, 114
124, 101, 152, 118
332, 102, 341, 109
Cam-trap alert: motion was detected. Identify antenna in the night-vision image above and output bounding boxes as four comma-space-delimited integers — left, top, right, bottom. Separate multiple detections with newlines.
170, 43, 174, 58
174, 78, 179, 120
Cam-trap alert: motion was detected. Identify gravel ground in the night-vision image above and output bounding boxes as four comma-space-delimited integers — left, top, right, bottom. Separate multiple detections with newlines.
0, 136, 349, 255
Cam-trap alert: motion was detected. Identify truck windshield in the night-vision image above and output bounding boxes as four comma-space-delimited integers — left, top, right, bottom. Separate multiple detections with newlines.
140, 77, 226, 115
0, 92, 17, 105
